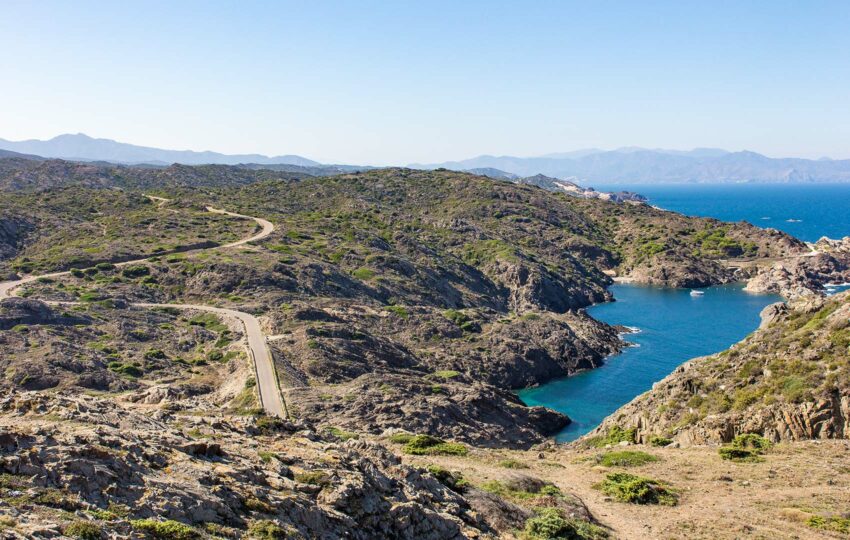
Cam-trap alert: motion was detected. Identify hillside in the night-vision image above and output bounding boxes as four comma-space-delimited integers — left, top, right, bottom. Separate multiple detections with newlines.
10, 168, 806, 447
1, 165, 848, 538
0, 188, 257, 278
591, 292, 850, 445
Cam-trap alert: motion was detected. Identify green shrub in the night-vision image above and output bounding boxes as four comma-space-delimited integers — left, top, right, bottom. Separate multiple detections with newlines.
807, 515, 850, 534
70, 268, 85, 278
108, 363, 143, 378
403, 434, 468, 456
255, 415, 286, 434
585, 426, 636, 448
596, 451, 659, 468
121, 265, 150, 278
523, 508, 609, 540
426, 465, 469, 492
325, 426, 358, 441
718, 447, 761, 462
244, 496, 273, 513
64, 521, 102, 540
95, 263, 116, 271
384, 305, 409, 318
730, 433, 772, 452
387, 433, 414, 444
247, 520, 289, 539
443, 309, 478, 332
433, 370, 460, 379
130, 519, 200, 540
258, 451, 279, 464
596, 472, 677, 505
294, 471, 331, 486
718, 433, 772, 462
352, 267, 375, 280
188, 313, 228, 333
648, 436, 673, 447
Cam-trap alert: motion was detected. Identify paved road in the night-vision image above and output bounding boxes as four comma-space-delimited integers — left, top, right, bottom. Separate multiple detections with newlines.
0, 202, 286, 418
136, 303, 286, 417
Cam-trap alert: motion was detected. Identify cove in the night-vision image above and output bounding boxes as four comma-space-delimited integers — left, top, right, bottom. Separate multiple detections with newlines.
518, 283, 781, 442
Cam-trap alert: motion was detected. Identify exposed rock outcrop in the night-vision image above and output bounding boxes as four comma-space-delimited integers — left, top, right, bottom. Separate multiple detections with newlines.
0, 390, 496, 539
290, 372, 570, 449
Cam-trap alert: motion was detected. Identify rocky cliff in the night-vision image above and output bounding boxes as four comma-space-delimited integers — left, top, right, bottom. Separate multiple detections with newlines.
745, 236, 850, 300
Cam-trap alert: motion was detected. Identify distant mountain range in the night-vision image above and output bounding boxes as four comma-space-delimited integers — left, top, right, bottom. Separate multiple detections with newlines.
0, 133, 319, 167
3, 134, 850, 183
413, 148, 850, 184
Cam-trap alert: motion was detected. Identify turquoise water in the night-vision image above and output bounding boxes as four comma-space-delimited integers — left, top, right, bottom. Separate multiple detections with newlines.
593, 183, 850, 242
518, 284, 781, 442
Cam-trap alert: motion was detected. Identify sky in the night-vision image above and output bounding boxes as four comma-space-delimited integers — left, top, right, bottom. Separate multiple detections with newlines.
2, 1, 849, 165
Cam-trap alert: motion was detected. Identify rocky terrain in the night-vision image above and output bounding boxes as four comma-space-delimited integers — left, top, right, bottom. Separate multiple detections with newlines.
0, 390, 502, 539
10, 167, 806, 448
2, 161, 847, 538
591, 291, 850, 445
744, 236, 850, 300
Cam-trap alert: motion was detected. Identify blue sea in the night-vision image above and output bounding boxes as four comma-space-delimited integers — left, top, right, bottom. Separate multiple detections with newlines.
519, 183, 850, 441
594, 183, 850, 243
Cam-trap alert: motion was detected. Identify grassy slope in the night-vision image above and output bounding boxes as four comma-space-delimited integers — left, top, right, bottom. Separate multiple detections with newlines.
0, 188, 256, 275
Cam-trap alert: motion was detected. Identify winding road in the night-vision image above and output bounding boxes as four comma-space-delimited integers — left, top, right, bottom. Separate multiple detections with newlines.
0, 200, 287, 418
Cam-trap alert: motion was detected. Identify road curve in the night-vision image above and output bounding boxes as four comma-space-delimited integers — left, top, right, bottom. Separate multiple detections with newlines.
135, 303, 287, 418
0, 202, 286, 418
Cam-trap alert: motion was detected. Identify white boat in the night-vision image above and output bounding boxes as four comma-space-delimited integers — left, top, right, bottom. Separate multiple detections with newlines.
689, 290, 704, 297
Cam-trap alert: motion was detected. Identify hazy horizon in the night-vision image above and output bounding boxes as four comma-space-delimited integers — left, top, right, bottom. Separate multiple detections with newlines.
2, 132, 846, 167
3, 1, 849, 164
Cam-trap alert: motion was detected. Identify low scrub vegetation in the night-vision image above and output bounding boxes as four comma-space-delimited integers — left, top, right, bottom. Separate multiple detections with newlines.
522, 508, 609, 540
596, 472, 677, 505
426, 465, 469, 493
63, 521, 102, 540
585, 426, 636, 448
130, 519, 200, 540
596, 450, 659, 467
807, 514, 850, 535
401, 434, 468, 456
648, 435, 673, 447
718, 433, 773, 462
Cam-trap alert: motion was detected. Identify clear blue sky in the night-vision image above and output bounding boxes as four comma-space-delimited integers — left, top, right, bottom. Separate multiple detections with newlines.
2, 1, 849, 164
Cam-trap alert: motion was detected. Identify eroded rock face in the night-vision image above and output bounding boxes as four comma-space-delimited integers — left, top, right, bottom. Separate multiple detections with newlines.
289, 372, 570, 449
745, 240, 850, 300
0, 298, 58, 329
483, 259, 611, 313
626, 258, 734, 288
